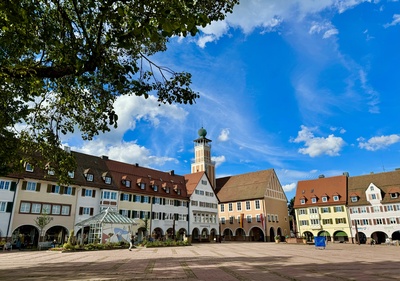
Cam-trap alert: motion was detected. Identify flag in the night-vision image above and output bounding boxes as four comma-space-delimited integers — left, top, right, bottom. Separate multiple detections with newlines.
260, 213, 265, 229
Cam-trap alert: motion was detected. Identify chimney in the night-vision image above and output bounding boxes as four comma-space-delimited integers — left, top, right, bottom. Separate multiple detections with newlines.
64, 146, 71, 153
169, 170, 175, 176
135, 163, 139, 167
318, 174, 325, 178
101, 155, 108, 160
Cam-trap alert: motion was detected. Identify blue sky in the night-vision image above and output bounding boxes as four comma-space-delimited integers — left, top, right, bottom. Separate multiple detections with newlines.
65, 0, 400, 201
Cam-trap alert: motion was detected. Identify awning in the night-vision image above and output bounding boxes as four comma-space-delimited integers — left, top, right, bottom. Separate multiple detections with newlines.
319, 231, 331, 237
75, 208, 138, 227
334, 231, 348, 237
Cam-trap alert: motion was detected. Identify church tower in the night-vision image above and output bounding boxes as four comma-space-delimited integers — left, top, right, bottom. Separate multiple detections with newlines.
191, 127, 216, 189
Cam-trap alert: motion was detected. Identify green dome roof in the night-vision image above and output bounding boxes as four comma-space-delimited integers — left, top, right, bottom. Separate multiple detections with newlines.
198, 127, 207, 137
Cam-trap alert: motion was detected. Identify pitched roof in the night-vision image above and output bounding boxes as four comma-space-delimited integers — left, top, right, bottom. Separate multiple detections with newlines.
215, 169, 276, 202
104, 159, 189, 199
294, 175, 347, 208
184, 172, 206, 196
347, 170, 400, 205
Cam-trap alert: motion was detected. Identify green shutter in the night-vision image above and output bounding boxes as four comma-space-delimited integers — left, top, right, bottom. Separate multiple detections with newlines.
47, 184, 52, 193
72, 187, 75, 195
6, 202, 13, 213
36, 183, 41, 192
22, 181, 27, 190
10, 182, 16, 192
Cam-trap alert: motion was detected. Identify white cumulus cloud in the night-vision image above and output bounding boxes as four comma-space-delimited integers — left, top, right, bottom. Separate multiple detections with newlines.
218, 128, 230, 142
358, 134, 400, 151
212, 155, 226, 167
291, 125, 345, 157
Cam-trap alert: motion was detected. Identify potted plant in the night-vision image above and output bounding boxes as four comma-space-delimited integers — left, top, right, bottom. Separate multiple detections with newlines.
274, 235, 280, 243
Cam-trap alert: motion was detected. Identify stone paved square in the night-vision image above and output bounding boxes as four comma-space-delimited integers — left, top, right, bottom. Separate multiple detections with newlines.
0, 242, 399, 281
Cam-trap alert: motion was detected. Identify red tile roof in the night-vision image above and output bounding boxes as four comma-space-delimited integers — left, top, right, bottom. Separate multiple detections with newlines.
184, 172, 205, 196
294, 175, 347, 208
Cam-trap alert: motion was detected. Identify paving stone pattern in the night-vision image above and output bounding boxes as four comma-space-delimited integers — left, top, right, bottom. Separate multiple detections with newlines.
0, 242, 399, 281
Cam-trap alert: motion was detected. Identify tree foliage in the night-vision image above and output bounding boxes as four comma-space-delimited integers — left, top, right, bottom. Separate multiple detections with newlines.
0, 0, 238, 182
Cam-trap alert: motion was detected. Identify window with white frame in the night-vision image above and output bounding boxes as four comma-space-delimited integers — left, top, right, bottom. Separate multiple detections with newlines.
154, 197, 161, 204
255, 200, 260, 209
300, 199, 305, 204
237, 215, 241, 224
389, 217, 396, 224
310, 219, 320, 225
228, 203, 233, 212
120, 209, 129, 217
85, 189, 93, 197
256, 214, 261, 222
20, 202, 31, 213
375, 218, 383, 225
333, 195, 339, 201
387, 205, 394, 211
220, 204, 224, 212
52, 205, 61, 215
221, 217, 225, 224
140, 183, 146, 190
391, 193, 398, 199
360, 207, 367, 213
68, 171, 75, 178
322, 196, 327, 202
361, 219, 369, 225
0, 202, 7, 212
351, 196, 358, 202
334, 206, 344, 212
143, 196, 150, 203
311, 197, 317, 203
61, 205, 70, 215
48, 169, 55, 175
86, 174, 94, 182
0, 180, 10, 190
246, 201, 251, 210
321, 207, 330, 213
237, 202, 242, 211
299, 220, 309, 226
152, 184, 157, 191
310, 207, 318, 214
42, 204, 51, 214
50, 185, 60, 194
229, 216, 234, 224
31, 203, 41, 214
26, 182, 37, 191
25, 163, 34, 172
267, 214, 271, 221
299, 209, 307, 215
371, 194, 377, 200
82, 207, 91, 215
105, 176, 112, 184
122, 194, 129, 201
246, 215, 252, 223
373, 206, 380, 212
275, 215, 279, 222
351, 207, 359, 214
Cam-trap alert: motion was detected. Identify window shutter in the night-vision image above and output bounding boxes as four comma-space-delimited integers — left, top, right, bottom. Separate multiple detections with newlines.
128, 210, 131, 218
119, 209, 123, 215
79, 207, 83, 215
92, 190, 96, 198
6, 202, 13, 213
72, 188, 76, 195
47, 184, 52, 193
82, 188, 86, 196
22, 181, 27, 190
349, 208, 353, 214
60, 186, 65, 194
152, 197, 155, 204
163, 212, 166, 220
367, 207, 370, 213
163, 198, 166, 205
36, 183, 41, 192
129, 194, 132, 201
133, 195, 136, 202
120, 193, 124, 201
141, 196, 144, 203
90, 208, 94, 216
386, 218, 390, 224
384, 206, 387, 212
10, 182, 16, 192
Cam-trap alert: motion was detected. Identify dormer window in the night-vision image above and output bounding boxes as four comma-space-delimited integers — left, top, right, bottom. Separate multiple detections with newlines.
25, 163, 34, 172
350, 196, 358, 202
68, 171, 75, 178
47, 169, 55, 176
322, 196, 328, 202
177, 189, 181, 195
125, 180, 131, 188
300, 199, 305, 205
333, 195, 339, 201
105, 176, 112, 184
86, 174, 94, 182
390, 193, 398, 199
166, 187, 170, 193
311, 197, 317, 203
153, 185, 158, 192
140, 183, 146, 190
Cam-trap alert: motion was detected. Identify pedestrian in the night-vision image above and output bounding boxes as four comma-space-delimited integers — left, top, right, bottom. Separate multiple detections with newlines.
129, 235, 135, 251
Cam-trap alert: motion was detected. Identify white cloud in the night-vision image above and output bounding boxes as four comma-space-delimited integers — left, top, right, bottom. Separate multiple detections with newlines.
291, 125, 345, 157
384, 14, 400, 28
282, 182, 297, 192
212, 155, 226, 167
218, 128, 230, 142
358, 134, 400, 151
309, 21, 339, 39
359, 69, 380, 114
195, 0, 364, 47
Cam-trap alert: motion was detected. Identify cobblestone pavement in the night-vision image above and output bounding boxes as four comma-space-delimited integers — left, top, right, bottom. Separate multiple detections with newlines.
0, 242, 399, 281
